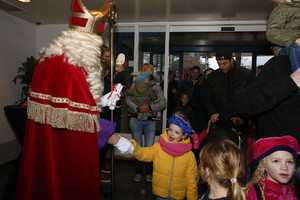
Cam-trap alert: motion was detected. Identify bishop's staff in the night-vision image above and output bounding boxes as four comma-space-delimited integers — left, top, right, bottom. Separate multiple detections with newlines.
108, 2, 117, 199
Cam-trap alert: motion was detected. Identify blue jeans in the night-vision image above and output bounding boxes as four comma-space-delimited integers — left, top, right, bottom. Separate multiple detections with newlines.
280, 43, 300, 72
130, 117, 156, 174
156, 197, 175, 200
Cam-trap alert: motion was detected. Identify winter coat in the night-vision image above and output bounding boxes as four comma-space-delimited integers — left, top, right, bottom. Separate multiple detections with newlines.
125, 79, 166, 120
266, 2, 300, 56
237, 56, 300, 142
177, 77, 201, 101
126, 81, 158, 106
245, 178, 299, 200
203, 64, 253, 130
131, 130, 198, 200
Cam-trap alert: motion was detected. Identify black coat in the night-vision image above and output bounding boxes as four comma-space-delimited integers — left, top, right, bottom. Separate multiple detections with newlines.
204, 64, 253, 130
237, 56, 300, 142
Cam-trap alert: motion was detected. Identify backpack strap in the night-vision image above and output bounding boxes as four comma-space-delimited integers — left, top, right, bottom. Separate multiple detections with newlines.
253, 183, 265, 200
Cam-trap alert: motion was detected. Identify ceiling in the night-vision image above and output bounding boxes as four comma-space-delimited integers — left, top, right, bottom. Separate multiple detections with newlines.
0, 0, 274, 25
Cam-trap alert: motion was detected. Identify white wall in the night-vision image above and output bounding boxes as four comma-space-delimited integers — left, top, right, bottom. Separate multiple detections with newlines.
36, 24, 67, 53
0, 11, 38, 164
36, 23, 111, 52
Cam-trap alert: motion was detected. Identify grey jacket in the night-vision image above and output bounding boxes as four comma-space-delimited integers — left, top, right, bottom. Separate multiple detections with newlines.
125, 79, 166, 120
266, 2, 300, 56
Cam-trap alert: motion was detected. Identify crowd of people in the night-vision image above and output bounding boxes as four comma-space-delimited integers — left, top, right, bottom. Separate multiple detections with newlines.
7, 0, 300, 199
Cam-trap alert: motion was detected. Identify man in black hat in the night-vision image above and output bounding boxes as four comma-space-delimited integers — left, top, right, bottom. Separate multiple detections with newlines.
203, 48, 254, 144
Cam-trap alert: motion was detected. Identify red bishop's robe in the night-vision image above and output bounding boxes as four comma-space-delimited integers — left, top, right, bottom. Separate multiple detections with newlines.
15, 55, 101, 200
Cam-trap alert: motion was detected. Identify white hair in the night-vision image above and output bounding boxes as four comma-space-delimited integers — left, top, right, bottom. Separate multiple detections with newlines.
39, 30, 104, 109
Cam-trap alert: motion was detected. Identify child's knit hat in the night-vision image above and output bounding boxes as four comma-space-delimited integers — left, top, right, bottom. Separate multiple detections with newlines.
168, 113, 202, 149
167, 113, 195, 136
253, 136, 300, 161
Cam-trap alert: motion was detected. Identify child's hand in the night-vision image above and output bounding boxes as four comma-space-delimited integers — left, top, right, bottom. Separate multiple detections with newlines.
210, 113, 219, 123
140, 104, 149, 112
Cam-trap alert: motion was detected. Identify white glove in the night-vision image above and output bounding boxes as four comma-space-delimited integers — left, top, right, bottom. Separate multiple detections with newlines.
113, 136, 134, 155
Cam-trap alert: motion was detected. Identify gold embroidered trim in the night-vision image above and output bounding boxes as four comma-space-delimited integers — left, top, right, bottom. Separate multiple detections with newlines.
27, 99, 100, 133
29, 90, 100, 112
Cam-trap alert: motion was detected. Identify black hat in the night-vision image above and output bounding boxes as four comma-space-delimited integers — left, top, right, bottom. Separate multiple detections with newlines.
216, 48, 233, 60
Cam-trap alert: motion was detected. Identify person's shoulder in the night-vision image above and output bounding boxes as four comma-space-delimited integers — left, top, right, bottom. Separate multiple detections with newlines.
267, 55, 290, 64
181, 78, 193, 85
206, 69, 222, 80
236, 65, 253, 76
265, 55, 291, 72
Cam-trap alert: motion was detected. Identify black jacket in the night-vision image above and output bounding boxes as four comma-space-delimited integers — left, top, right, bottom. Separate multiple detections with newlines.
204, 64, 253, 130
237, 56, 300, 142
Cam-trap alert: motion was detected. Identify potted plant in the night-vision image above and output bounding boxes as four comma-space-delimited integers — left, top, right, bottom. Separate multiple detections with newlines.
12, 56, 37, 106
4, 56, 37, 145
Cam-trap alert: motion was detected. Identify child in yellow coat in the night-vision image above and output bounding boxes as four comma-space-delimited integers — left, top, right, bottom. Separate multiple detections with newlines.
130, 113, 199, 200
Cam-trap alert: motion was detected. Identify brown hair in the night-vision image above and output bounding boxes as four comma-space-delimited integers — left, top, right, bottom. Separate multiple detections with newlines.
101, 58, 110, 79
199, 140, 246, 200
101, 45, 110, 56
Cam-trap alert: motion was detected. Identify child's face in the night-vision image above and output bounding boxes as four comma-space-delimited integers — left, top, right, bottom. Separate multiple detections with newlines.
167, 123, 186, 143
181, 94, 189, 106
266, 150, 295, 184
115, 65, 124, 73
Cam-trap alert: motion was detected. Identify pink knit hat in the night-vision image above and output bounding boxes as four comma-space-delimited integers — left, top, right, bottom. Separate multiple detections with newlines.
253, 136, 300, 161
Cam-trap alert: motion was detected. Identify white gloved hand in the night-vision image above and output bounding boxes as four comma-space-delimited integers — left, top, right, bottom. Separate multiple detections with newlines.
113, 136, 134, 155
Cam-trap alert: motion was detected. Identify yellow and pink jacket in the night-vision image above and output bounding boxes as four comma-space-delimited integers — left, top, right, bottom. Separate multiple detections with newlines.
131, 129, 198, 200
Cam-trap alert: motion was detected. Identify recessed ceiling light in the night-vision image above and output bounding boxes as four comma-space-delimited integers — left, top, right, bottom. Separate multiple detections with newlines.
18, 0, 30, 2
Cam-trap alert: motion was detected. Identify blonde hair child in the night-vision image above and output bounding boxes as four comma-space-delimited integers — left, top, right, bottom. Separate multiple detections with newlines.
199, 139, 246, 200
245, 136, 300, 199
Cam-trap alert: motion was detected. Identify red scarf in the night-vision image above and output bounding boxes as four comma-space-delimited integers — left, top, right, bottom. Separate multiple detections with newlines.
159, 136, 192, 157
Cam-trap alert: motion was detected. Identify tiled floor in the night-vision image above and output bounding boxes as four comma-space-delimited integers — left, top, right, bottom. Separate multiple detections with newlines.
0, 158, 206, 200
100, 159, 156, 200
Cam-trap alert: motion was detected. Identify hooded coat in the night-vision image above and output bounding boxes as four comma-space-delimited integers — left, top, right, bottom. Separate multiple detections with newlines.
131, 130, 198, 200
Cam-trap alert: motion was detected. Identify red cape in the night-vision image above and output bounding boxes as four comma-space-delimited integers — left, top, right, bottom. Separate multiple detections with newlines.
16, 55, 101, 200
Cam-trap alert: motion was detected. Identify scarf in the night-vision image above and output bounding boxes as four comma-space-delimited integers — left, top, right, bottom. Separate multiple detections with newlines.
159, 136, 192, 157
